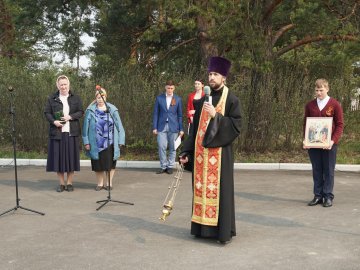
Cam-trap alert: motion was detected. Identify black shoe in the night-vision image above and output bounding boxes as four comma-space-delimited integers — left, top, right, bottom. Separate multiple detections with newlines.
56, 185, 65, 192
67, 184, 74, 192
323, 198, 333, 207
105, 186, 113, 191
166, 168, 173, 174
308, 197, 323, 206
156, 169, 166, 174
217, 238, 232, 245
95, 185, 103, 191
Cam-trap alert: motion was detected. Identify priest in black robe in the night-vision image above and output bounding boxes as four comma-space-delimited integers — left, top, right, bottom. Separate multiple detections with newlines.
179, 56, 242, 244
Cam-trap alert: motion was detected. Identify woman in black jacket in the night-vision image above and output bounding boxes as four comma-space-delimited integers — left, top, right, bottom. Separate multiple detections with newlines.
44, 75, 83, 192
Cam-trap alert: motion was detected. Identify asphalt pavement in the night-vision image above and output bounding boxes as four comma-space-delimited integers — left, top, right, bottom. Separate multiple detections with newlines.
0, 164, 359, 270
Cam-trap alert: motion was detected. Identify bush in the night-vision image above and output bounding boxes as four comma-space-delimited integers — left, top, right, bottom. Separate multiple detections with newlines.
0, 59, 359, 164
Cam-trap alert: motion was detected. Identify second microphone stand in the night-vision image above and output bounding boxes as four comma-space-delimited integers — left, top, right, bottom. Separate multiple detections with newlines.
95, 89, 133, 211
0, 87, 45, 217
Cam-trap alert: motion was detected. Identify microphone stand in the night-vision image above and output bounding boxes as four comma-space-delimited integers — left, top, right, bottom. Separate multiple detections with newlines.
95, 90, 133, 211
0, 86, 45, 217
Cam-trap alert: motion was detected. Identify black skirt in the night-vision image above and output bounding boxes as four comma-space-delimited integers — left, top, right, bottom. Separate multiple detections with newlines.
91, 145, 117, 172
46, 132, 80, 172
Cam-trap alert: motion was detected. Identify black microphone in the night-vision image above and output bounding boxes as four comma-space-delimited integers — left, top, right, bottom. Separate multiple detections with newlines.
204, 86, 211, 103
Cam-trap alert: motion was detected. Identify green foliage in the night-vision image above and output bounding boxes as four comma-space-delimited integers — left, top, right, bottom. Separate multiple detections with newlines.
337, 110, 360, 164
0, 58, 61, 150
0, 0, 359, 160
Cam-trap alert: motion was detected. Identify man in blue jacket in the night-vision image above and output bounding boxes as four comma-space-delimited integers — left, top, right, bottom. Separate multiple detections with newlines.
152, 80, 184, 174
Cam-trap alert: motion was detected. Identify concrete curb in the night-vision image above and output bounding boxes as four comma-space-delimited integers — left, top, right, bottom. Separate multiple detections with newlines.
0, 158, 359, 172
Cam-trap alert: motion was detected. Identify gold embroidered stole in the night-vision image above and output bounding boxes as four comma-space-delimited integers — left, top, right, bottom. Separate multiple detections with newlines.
191, 86, 228, 226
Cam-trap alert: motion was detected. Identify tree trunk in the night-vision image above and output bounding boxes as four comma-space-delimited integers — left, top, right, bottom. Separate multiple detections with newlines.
0, 0, 15, 58
244, 69, 274, 151
244, 19, 274, 151
195, 0, 218, 62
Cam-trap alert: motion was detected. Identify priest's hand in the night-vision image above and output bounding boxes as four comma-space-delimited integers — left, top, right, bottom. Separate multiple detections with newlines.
203, 102, 216, 118
179, 155, 188, 164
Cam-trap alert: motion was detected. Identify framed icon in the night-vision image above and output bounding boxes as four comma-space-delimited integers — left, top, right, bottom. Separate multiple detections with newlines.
304, 117, 333, 148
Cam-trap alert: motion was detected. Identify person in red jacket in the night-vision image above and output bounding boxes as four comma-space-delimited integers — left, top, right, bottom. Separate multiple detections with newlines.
303, 78, 344, 207
186, 80, 204, 134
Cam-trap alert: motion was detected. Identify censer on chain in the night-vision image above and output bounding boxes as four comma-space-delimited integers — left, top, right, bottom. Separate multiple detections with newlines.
159, 164, 184, 221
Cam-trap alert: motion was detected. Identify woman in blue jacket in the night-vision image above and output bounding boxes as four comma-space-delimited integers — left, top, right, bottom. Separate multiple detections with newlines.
82, 87, 125, 191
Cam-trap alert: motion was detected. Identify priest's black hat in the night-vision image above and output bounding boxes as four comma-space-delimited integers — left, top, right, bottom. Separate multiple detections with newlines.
207, 56, 231, 77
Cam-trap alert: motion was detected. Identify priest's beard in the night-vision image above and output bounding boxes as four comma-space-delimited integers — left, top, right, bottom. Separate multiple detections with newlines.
209, 81, 222, 90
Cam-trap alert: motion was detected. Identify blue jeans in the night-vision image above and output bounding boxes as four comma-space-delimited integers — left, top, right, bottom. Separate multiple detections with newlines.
157, 123, 178, 169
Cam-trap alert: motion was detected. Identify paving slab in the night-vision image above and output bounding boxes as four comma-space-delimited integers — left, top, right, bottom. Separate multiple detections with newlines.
0, 166, 359, 270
